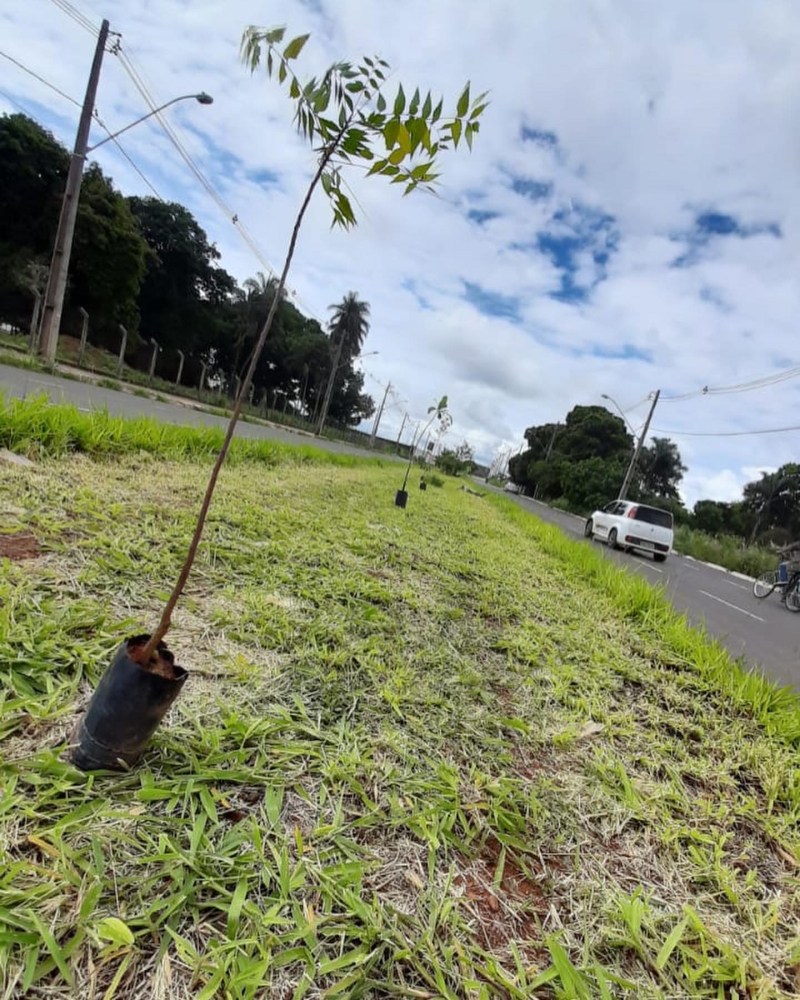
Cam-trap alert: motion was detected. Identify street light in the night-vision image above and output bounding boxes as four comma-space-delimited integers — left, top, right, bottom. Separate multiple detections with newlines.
86, 93, 214, 152
600, 393, 638, 436
38, 90, 214, 361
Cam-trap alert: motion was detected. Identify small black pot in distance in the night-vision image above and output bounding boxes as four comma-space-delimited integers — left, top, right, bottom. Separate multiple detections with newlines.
395, 489, 408, 508
419, 481, 427, 491
71, 635, 187, 772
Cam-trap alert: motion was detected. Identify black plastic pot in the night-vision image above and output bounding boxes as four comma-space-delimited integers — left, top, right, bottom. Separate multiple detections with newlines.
71, 635, 187, 771
395, 489, 408, 508
419, 480, 427, 491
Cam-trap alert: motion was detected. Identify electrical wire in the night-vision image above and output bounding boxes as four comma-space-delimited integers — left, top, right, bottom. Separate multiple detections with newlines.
662, 362, 800, 401
92, 112, 162, 197
0, 49, 81, 107
653, 423, 800, 438
47, 0, 99, 36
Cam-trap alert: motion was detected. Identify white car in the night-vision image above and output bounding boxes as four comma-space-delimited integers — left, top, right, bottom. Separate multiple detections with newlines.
584, 500, 673, 562
503, 481, 520, 493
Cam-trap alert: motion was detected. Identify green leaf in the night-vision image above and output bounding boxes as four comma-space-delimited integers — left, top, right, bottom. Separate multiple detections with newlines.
376, 92, 386, 112
656, 916, 688, 970
451, 118, 462, 148
470, 102, 489, 120
421, 91, 432, 119
383, 119, 400, 149
227, 879, 248, 939
31, 916, 75, 988
278, 61, 287, 84
408, 87, 420, 115
290, 78, 300, 98
96, 917, 134, 948
432, 97, 443, 122
388, 147, 406, 165
393, 84, 406, 116
265, 26, 287, 45
396, 122, 411, 154
283, 34, 310, 60
465, 122, 473, 151
457, 82, 470, 118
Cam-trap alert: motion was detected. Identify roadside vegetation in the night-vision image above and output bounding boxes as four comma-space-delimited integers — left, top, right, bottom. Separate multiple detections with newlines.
674, 525, 777, 578
2, 400, 800, 998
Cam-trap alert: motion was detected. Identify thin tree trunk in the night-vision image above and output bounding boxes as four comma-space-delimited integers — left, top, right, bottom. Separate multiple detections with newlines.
139, 149, 337, 665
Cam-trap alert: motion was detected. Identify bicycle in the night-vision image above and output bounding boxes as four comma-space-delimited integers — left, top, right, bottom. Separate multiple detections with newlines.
753, 560, 800, 612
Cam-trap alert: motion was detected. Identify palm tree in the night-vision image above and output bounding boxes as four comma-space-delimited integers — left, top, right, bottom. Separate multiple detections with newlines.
232, 273, 285, 386
328, 291, 370, 360
315, 292, 370, 434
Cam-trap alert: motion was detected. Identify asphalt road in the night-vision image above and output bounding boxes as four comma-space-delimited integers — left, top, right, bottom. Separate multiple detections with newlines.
0, 362, 377, 459
486, 485, 800, 690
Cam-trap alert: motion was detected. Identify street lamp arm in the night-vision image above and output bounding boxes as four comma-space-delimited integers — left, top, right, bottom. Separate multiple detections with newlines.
86, 92, 214, 153
600, 393, 637, 436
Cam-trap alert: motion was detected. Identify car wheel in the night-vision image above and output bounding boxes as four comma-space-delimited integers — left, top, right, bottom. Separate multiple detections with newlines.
608, 528, 619, 549
653, 553, 667, 563
584, 518, 594, 539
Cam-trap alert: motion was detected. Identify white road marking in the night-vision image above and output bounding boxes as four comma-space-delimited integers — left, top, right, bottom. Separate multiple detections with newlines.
640, 563, 663, 574
725, 579, 749, 591
699, 590, 765, 622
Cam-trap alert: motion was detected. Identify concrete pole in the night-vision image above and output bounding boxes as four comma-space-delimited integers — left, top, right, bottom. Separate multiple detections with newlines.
78, 307, 89, 367
234, 375, 241, 401
38, 19, 110, 360
28, 291, 43, 354
199, 361, 207, 397
175, 350, 185, 386
370, 381, 391, 448
618, 389, 661, 500
315, 335, 345, 436
116, 325, 127, 376
248, 383, 255, 406
395, 412, 408, 453
148, 339, 160, 384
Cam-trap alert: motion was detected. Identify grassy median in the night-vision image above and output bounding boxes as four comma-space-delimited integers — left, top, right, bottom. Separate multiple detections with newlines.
1, 399, 800, 998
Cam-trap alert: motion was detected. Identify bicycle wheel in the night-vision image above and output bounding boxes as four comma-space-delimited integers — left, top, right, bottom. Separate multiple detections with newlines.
753, 570, 779, 599
786, 583, 800, 613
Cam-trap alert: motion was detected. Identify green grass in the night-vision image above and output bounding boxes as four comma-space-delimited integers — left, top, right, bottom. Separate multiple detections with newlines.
674, 525, 777, 578
0, 394, 375, 469
1, 404, 800, 998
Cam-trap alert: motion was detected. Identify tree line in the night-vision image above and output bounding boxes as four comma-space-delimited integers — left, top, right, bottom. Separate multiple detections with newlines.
0, 113, 374, 426
508, 404, 799, 547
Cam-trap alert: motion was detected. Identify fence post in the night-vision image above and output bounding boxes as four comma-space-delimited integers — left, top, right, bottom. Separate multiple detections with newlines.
176, 349, 185, 386
77, 307, 89, 367
28, 291, 43, 355
148, 339, 160, 384
116, 325, 127, 376
199, 361, 207, 398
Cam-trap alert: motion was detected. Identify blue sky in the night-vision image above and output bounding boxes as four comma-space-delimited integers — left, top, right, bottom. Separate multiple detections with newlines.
2, 0, 800, 504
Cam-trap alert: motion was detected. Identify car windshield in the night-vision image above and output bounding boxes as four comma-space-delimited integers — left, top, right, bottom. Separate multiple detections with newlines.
635, 506, 673, 529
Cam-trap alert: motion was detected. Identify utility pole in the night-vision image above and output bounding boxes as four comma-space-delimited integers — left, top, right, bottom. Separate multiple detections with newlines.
370, 381, 391, 448
533, 424, 560, 501
38, 19, 110, 361
315, 335, 344, 436
395, 412, 408, 453
618, 389, 660, 500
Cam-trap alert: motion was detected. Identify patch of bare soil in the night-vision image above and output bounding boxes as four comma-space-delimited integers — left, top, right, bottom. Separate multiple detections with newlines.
0, 530, 39, 560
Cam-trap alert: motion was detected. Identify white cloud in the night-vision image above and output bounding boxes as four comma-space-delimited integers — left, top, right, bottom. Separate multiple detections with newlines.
2, 0, 800, 489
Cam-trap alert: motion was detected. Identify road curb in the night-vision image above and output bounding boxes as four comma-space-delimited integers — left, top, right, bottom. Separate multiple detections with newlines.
682, 554, 755, 584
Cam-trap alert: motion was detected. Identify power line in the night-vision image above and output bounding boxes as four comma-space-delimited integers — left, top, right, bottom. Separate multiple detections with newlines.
92, 112, 162, 197
47, 0, 99, 36
662, 361, 800, 402
653, 423, 800, 438
0, 49, 81, 107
